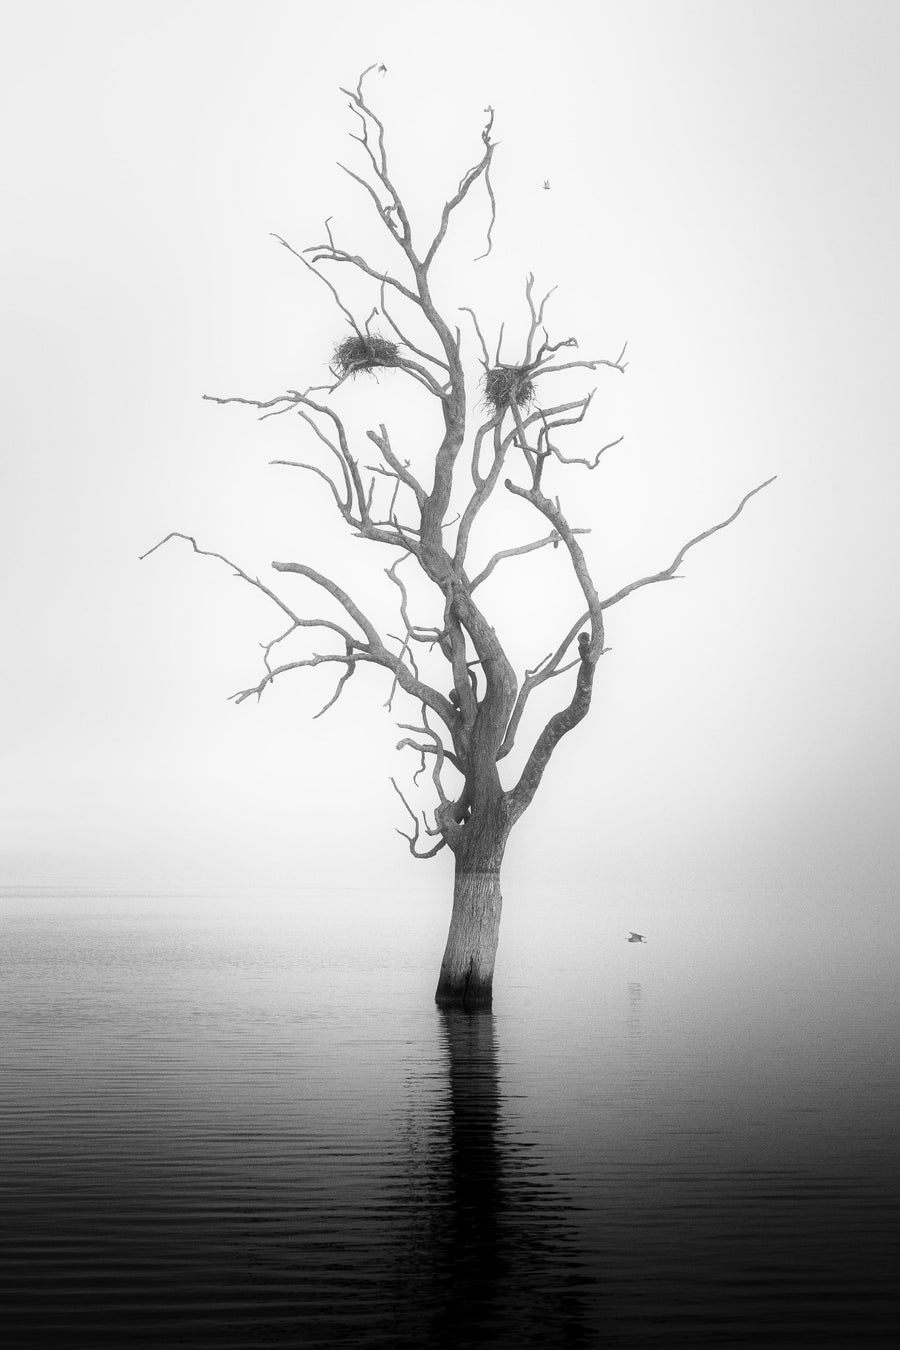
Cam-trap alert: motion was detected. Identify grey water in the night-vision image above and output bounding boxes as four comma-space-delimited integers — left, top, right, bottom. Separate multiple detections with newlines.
1, 886, 898, 1348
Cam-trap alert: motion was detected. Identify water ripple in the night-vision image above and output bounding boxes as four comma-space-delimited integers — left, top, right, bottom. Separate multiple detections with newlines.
1, 899, 898, 1347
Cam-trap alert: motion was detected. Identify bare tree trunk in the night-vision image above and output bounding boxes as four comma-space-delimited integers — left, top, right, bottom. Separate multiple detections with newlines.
435, 814, 508, 1009
435, 868, 502, 1009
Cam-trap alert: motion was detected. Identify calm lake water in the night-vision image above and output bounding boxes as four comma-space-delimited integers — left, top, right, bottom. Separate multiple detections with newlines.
1, 885, 897, 1348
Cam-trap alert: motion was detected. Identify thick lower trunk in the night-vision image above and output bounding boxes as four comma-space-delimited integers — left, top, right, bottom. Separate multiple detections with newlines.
435, 863, 504, 1010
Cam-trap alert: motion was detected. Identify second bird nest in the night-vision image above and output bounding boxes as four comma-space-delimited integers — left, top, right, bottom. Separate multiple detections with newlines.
482, 364, 536, 412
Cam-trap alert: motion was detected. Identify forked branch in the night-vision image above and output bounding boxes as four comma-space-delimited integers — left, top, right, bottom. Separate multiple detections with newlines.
502, 474, 777, 810
424, 107, 497, 269
139, 532, 457, 731
390, 776, 447, 859
139, 532, 309, 631
470, 528, 590, 592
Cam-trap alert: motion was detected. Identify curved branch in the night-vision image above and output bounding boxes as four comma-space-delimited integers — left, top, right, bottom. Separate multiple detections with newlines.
460, 306, 491, 369
547, 434, 623, 470
380, 282, 450, 372
455, 416, 509, 567
314, 655, 358, 719
396, 733, 462, 777
497, 395, 597, 457
599, 477, 778, 611
390, 777, 447, 859
291, 407, 354, 510
367, 425, 427, 507
269, 458, 348, 514
341, 65, 416, 250
203, 388, 369, 525
306, 242, 419, 304
503, 475, 776, 799
201, 391, 295, 416
504, 402, 606, 659
139, 532, 306, 629
270, 559, 386, 648
470, 527, 590, 592
336, 159, 394, 227
396, 720, 449, 804
497, 611, 591, 760
271, 232, 364, 337
506, 633, 597, 824
523, 274, 558, 364
388, 353, 449, 400
473, 121, 497, 262
424, 107, 496, 270
270, 559, 456, 731
230, 650, 357, 706
385, 554, 444, 644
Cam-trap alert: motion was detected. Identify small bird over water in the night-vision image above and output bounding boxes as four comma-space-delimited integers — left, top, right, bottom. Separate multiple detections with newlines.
628, 932, 647, 943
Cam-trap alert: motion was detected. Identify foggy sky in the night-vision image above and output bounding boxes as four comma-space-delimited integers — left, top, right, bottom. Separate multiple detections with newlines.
3, 0, 899, 919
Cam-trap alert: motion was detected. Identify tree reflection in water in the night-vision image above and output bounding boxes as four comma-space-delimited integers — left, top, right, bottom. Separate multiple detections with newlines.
396, 1010, 597, 1348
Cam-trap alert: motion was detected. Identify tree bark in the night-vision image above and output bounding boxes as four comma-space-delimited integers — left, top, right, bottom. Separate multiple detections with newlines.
435, 867, 503, 1009
435, 814, 508, 1010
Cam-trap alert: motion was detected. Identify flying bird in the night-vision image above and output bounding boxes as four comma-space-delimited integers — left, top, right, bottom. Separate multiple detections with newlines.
627, 932, 647, 943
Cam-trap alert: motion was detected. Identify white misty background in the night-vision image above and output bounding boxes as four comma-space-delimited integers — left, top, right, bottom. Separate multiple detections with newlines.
2, 3, 898, 980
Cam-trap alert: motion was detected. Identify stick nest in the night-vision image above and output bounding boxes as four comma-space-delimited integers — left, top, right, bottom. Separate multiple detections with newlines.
332, 333, 400, 377
483, 364, 536, 411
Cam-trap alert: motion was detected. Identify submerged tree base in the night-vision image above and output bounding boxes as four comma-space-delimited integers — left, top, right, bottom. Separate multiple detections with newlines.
435, 867, 503, 1010
435, 968, 495, 1010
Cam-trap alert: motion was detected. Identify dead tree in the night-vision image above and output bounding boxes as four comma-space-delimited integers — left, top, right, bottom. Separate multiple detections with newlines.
142, 67, 774, 1009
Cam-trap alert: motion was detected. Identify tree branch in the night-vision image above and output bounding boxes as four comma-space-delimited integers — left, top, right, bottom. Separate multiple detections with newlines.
390, 776, 447, 858
506, 632, 597, 824
305, 240, 419, 304
504, 400, 606, 658
269, 457, 348, 514
268, 559, 387, 647
599, 477, 778, 611
289, 407, 354, 510
469, 527, 590, 591
366, 424, 427, 507
139, 532, 307, 630
397, 719, 450, 805
460, 305, 491, 369
424, 107, 496, 270
503, 475, 776, 804
497, 611, 592, 761
340, 65, 416, 251
230, 650, 358, 707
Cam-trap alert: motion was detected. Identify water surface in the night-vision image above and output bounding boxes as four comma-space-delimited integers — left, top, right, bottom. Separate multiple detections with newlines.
1, 888, 897, 1346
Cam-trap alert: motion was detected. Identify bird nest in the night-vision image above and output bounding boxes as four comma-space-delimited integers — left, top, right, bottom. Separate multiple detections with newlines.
332, 333, 400, 377
482, 364, 536, 412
